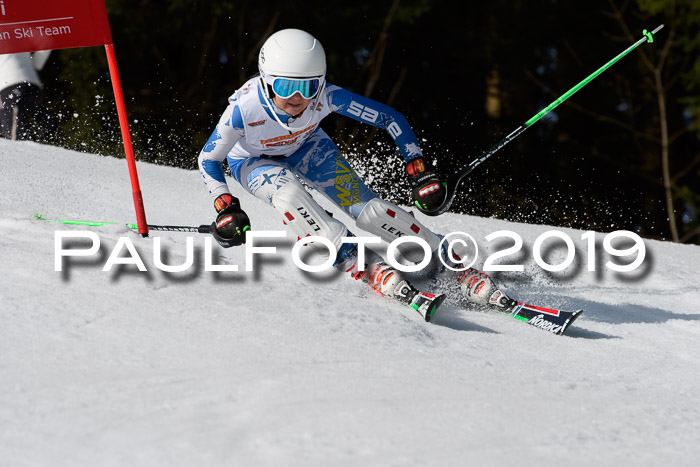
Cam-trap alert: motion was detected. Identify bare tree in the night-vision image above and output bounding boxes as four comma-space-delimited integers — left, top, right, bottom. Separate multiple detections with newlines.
609, 0, 682, 242
524, 1, 696, 242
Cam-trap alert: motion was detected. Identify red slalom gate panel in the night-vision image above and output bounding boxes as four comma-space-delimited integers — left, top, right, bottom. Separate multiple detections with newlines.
0, 0, 149, 235
0, 0, 113, 53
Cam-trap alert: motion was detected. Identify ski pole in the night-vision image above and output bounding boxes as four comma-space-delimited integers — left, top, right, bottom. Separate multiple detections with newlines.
422, 25, 664, 217
33, 214, 211, 233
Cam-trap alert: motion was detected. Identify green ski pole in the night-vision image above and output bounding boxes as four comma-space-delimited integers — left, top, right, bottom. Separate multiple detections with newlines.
422, 25, 664, 217
33, 214, 212, 233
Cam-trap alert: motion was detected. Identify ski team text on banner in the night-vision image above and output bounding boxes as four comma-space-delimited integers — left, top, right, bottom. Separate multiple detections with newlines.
0, 0, 149, 236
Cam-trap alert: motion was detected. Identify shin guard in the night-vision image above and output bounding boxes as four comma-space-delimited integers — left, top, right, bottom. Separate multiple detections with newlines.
356, 198, 440, 264
272, 181, 350, 263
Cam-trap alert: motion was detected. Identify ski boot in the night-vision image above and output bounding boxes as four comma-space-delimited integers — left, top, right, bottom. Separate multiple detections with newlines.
456, 267, 516, 310
347, 261, 446, 322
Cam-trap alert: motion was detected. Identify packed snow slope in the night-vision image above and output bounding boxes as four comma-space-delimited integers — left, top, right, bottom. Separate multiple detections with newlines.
1, 139, 700, 467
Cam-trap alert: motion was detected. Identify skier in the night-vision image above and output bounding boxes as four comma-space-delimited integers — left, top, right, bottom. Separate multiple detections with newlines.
198, 29, 505, 321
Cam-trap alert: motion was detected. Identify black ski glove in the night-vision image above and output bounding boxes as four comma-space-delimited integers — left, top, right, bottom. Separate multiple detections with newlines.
406, 158, 446, 213
211, 195, 250, 248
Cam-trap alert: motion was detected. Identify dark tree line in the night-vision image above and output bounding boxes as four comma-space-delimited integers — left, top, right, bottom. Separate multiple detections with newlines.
33, 0, 700, 244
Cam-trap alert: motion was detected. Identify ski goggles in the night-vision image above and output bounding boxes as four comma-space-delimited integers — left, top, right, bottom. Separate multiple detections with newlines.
269, 76, 322, 99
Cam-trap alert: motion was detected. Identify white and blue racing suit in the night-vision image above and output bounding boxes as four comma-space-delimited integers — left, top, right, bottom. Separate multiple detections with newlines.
198, 77, 442, 270
198, 77, 424, 219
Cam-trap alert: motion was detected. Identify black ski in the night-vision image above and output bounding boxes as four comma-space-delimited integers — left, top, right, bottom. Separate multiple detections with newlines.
509, 303, 582, 335
408, 290, 447, 323
488, 289, 582, 335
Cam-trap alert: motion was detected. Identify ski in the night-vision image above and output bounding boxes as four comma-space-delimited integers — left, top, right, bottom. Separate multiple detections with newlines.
488, 290, 582, 335
507, 302, 582, 335
394, 278, 580, 332
408, 289, 447, 323
390, 279, 447, 322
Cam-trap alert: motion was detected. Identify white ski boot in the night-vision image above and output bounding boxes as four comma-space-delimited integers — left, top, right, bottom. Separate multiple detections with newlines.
456, 267, 514, 310
346, 260, 446, 322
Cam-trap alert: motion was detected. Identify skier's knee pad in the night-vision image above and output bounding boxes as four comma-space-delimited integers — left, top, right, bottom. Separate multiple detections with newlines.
239, 159, 294, 204
272, 181, 348, 259
356, 198, 440, 263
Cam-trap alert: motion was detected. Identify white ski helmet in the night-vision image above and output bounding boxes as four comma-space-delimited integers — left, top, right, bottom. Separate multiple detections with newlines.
258, 28, 326, 99
258, 29, 327, 130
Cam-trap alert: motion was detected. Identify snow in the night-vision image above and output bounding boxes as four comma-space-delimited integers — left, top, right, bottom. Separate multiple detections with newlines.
1, 138, 700, 466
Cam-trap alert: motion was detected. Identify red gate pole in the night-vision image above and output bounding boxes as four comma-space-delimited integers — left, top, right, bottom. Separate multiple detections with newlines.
104, 43, 149, 237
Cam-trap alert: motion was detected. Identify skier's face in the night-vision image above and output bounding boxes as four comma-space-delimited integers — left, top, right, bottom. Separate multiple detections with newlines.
273, 92, 311, 116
